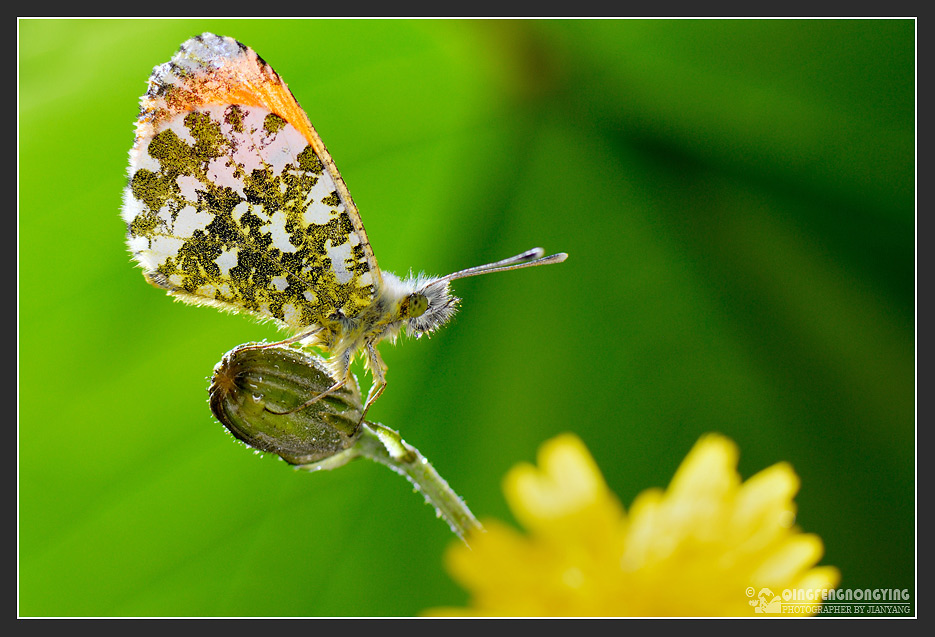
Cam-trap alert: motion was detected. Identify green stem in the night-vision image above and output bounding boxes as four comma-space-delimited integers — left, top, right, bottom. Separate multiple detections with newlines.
298, 423, 483, 544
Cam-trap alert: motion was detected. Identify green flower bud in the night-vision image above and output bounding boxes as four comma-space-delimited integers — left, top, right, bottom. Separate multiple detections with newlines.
208, 343, 364, 465
208, 342, 482, 542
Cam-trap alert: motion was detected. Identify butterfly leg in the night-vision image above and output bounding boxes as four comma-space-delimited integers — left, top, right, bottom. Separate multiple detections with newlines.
256, 326, 323, 348
263, 378, 346, 416
264, 346, 350, 416
361, 342, 388, 424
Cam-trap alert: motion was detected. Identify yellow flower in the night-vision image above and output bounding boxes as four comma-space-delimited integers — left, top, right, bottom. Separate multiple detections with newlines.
430, 433, 839, 617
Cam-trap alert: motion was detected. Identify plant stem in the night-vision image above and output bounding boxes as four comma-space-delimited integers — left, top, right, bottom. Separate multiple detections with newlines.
298, 423, 483, 544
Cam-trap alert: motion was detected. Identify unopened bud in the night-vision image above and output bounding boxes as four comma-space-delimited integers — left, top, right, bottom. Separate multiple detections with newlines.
208, 343, 363, 465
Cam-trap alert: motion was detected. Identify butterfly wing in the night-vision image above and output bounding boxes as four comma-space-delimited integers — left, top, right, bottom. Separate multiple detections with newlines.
122, 33, 380, 333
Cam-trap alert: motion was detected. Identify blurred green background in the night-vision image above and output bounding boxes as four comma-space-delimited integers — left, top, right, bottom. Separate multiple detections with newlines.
19, 19, 915, 617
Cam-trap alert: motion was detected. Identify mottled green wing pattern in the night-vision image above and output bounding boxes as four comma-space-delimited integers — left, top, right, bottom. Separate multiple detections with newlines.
121, 34, 378, 335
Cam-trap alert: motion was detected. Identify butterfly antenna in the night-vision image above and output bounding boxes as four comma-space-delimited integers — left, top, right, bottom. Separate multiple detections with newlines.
439, 248, 568, 284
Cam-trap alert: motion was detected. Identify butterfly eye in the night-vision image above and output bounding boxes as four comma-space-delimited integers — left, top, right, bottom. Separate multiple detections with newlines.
401, 293, 429, 320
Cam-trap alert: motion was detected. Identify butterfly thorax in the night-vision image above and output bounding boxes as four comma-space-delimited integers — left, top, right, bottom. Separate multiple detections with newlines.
319, 271, 459, 377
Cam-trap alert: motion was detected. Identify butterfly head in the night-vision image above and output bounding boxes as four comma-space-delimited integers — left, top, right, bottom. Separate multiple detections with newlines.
400, 277, 460, 338
388, 248, 568, 340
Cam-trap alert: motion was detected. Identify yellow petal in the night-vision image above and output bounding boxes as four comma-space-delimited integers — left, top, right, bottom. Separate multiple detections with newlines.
752, 534, 827, 583
504, 433, 624, 542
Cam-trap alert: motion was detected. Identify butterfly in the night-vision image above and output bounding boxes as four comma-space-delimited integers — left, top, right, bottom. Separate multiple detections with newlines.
122, 33, 567, 418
